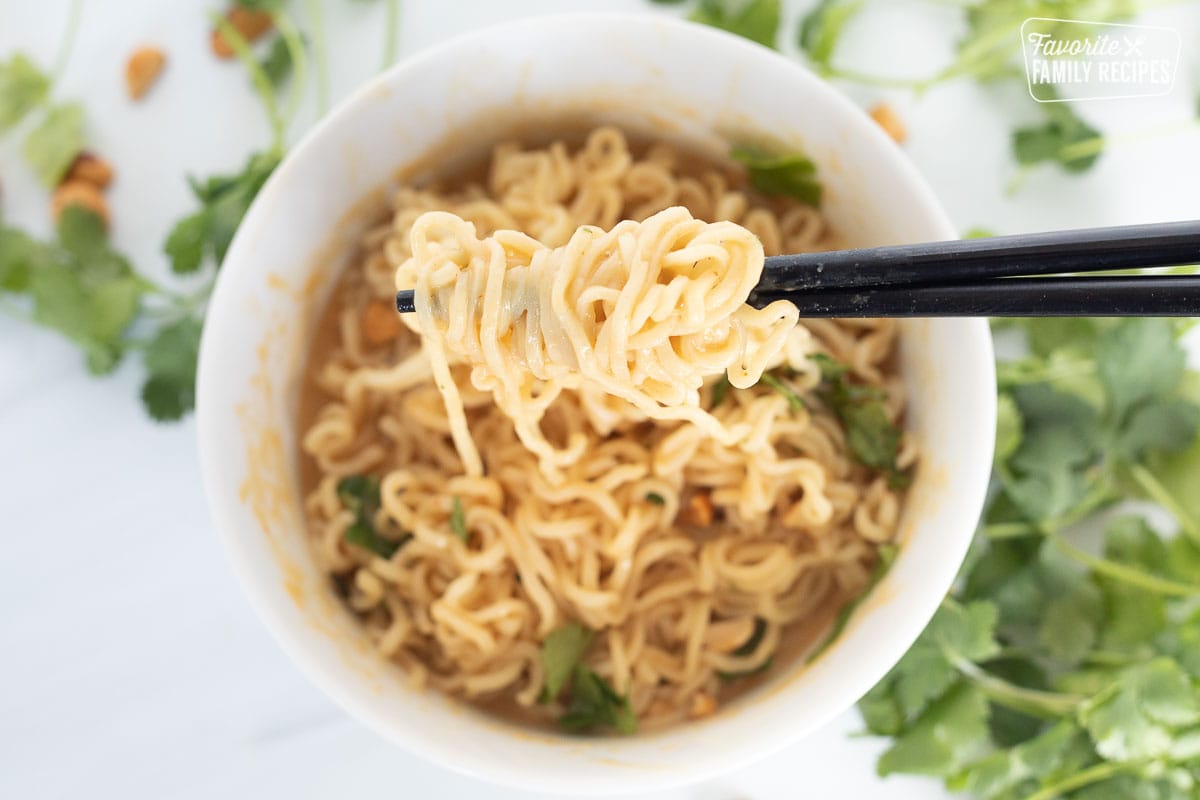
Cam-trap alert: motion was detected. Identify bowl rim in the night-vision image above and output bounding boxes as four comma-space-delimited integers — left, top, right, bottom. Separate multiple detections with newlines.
198, 11, 995, 795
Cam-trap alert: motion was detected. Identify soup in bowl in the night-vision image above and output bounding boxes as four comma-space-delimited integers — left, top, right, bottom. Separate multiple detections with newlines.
197, 12, 995, 795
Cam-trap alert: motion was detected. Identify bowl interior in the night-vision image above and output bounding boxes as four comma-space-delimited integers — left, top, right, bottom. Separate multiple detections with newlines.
198, 13, 995, 795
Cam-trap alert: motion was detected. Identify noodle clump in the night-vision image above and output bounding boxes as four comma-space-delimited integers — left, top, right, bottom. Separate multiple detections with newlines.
395, 207, 799, 478
300, 127, 913, 731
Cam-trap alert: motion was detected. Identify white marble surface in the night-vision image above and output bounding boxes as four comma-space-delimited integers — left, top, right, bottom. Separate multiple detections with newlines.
2, 2, 1199, 798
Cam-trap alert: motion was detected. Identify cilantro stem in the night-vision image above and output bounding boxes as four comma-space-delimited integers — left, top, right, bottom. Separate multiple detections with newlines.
983, 522, 1039, 540
1022, 761, 1129, 800
383, 0, 401, 68
272, 11, 309, 127
305, 0, 330, 116
211, 12, 285, 153
949, 653, 1083, 718
1057, 118, 1200, 165
1053, 534, 1200, 597
1125, 462, 1200, 546
821, 67, 930, 90
51, 0, 83, 85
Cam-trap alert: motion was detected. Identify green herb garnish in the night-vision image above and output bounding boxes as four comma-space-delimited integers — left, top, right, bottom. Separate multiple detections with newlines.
540, 622, 637, 734
718, 617, 773, 680
797, 0, 863, 75
540, 622, 594, 701
688, 0, 780, 48
450, 496, 468, 542
730, 146, 822, 207
0, 53, 50, 132
558, 664, 638, 735
760, 371, 805, 413
1013, 101, 1102, 175
710, 374, 731, 409
812, 353, 906, 486
337, 474, 407, 559
23, 103, 84, 186
645, 492, 666, 506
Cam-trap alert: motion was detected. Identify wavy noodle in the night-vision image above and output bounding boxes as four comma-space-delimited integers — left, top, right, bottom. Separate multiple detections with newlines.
300, 127, 912, 731
395, 206, 799, 478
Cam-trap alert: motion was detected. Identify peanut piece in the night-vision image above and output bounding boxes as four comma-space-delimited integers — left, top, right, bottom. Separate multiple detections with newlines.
125, 46, 166, 100
682, 492, 714, 526
689, 692, 717, 719
210, 8, 274, 59
52, 181, 110, 227
64, 152, 114, 189
363, 299, 402, 345
869, 102, 907, 144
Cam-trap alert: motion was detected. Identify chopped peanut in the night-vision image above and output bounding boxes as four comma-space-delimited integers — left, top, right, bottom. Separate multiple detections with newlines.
869, 102, 907, 144
682, 492, 714, 526
52, 181, 110, 227
706, 617, 757, 653
210, 7, 274, 58
64, 152, 114, 189
689, 692, 717, 719
363, 299, 402, 345
125, 46, 166, 100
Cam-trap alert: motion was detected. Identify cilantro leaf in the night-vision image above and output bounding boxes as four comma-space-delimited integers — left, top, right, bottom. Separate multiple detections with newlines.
450, 496, 468, 542
1096, 318, 1186, 423
168, 151, 280, 274
337, 474, 381, 517
812, 353, 906, 484
259, 35, 294, 89
0, 225, 50, 292
558, 664, 637, 735
163, 212, 208, 275
718, 617, 773, 680
860, 600, 999, 736
140, 316, 203, 421
1079, 659, 1200, 762
22, 103, 85, 187
336, 474, 407, 558
877, 683, 992, 777
343, 520, 403, 558
994, 392, 1023, 464
688, 0, 780, 48
760, 371, 804, 413
797, 0, 863, 74
949, 720, 1095, 797
1012, 102, 1101, 174
540, 622, 594, 701
0, 54, 50, 132
24, 207, 144, 375
730, 146, 822, 206
709, 374, 730, 408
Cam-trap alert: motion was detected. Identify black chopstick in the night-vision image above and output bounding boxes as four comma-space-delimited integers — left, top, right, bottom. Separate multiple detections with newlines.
759, 220, 1200, 293
394, 220, 1200, 318
748, 275, 1200, 317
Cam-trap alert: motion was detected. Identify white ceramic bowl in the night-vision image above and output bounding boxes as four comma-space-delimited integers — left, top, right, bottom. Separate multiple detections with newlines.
198, 12, 995, 795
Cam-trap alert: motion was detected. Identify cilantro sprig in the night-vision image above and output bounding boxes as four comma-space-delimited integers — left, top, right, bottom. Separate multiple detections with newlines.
730, 146, 823, 207
812, 353, 908, 487
861, 317, 1200, 798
